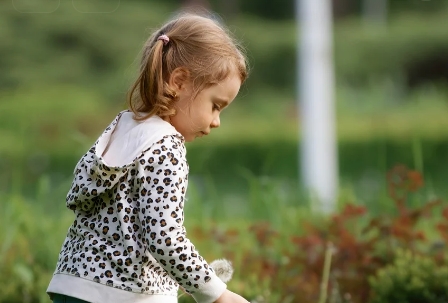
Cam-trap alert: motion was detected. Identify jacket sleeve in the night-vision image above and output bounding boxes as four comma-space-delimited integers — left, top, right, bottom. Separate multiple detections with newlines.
136, 135, 226, 303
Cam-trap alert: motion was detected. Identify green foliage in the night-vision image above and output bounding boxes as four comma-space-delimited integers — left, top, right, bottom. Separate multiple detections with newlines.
232, 8, 448, 92
2, 1, 448, 98
162, 166, 447, 303
0, 0, 175, 99
333, 12, 448, 87
200, 165, 446, 303
0, 164, 447, 303
0, 86, 109, 155
127, 0, 448, 21
2, 85, 448, 204
0, 176, 73, 303
369, 249, 448, 303
1, 2, 448, 302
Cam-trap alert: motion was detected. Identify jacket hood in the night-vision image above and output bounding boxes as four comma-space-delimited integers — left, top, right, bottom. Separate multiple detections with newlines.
66, 114, 127, 213
66, 147, 128, 213
65, 111, 179, 213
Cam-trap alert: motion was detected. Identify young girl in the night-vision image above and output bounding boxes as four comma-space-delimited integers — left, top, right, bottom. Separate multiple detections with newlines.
47, 12, 249, 303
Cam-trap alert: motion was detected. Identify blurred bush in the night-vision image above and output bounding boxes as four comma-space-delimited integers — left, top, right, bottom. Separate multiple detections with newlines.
369, 249, 448, 303
0, 177, 72, 303
1, 1, 448, 98
165, 0, 448, 20
179, 166, 448, 303
236, 10, 448, 92
1, 0, 448, 204
2, 165, 447, 303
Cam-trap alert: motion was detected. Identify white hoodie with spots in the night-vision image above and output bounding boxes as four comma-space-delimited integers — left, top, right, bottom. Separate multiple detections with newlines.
47, 111, 226, 303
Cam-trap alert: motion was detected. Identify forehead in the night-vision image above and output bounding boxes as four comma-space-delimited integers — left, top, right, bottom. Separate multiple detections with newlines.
208, 73, 241, 98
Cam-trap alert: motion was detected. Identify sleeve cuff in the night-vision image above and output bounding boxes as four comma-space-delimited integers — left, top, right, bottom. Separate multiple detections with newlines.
191, 276, 227, 303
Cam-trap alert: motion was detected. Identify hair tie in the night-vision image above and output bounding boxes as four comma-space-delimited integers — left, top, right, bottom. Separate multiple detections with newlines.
157, 34, 169, 46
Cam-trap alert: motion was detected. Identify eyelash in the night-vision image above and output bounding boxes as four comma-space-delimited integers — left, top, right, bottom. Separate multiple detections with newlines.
213, 104, 221, 111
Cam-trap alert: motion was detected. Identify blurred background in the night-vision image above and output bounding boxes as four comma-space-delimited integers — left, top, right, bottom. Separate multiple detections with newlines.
1, 0, 448, 302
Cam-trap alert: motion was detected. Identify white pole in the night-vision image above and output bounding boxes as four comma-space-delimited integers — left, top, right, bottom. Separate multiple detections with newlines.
296, 0, 338, 213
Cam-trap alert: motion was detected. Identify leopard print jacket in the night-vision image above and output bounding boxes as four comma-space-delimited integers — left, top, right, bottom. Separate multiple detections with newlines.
50, 112, 226, 302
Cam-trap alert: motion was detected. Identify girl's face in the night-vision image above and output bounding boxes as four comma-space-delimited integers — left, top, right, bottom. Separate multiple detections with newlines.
169, 70, 241, 142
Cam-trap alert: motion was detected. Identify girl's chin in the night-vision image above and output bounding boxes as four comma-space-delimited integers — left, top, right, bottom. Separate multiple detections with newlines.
185, 132, 205, 142
184, 135, 197, 142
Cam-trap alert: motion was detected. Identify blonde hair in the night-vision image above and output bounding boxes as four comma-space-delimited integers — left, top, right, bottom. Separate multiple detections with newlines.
128, 13, 248, 121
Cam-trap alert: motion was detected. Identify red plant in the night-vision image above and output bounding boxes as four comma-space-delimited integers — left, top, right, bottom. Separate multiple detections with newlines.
387, 164, 425, 214
437, 206, 448, 243
261, 165, 442, 303
193, 165, 445, 303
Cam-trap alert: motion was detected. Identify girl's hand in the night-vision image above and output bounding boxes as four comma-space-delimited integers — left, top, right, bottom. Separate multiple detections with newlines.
214, 289, 250, 303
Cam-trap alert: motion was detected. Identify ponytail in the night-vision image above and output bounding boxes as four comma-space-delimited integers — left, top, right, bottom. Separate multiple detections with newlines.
128, 37, 176, 121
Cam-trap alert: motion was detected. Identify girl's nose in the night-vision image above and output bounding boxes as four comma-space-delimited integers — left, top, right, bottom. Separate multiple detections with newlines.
211, 115, 220, 128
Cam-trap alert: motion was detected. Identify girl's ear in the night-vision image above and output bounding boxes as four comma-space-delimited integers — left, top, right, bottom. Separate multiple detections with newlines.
168, 67, 190, 91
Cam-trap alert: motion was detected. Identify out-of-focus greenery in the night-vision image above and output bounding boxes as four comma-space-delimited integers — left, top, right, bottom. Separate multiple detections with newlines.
152, 0, 448, 20
369, 249, 448, 303
0, 176, 73, 303
2, 0, 448, 302
2, 171, 447, 303
2, 1, 448, 95
2, 0, 448, 201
